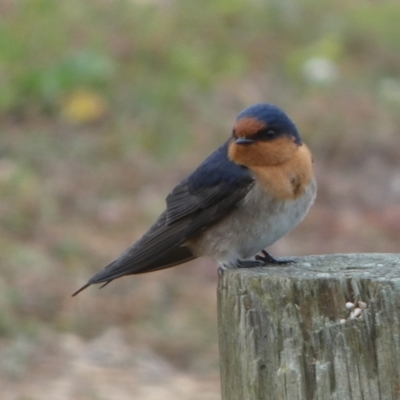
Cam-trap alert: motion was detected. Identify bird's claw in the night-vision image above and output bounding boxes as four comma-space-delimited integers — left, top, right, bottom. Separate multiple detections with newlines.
218, 265, 226, 278
254, 250, 294, 266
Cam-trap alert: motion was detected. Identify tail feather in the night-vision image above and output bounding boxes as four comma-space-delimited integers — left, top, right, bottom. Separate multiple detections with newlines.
72, 246, 195, 296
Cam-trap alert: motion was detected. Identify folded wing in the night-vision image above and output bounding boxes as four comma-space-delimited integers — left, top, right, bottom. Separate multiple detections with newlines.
73, 142, 254, 295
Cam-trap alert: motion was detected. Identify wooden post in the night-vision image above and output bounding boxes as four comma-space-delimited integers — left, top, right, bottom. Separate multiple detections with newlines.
218, 254, 400, 400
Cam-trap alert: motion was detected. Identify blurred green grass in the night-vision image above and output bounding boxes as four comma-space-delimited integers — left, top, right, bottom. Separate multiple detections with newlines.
1, 0, 400, 386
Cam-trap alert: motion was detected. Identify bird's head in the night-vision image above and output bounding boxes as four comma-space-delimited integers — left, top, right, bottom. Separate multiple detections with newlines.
228, 103, 302, 167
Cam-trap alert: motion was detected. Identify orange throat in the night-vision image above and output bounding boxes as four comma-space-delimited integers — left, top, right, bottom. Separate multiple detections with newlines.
250, 144, 314, 200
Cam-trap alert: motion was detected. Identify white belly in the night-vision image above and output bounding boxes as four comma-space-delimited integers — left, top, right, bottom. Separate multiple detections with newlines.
188, 179, 317, 266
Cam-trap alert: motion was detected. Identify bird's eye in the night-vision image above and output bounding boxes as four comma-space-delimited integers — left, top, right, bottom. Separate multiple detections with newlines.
232, 129, 237, 139
257, 128, 279, 140
265, 130, 276, 138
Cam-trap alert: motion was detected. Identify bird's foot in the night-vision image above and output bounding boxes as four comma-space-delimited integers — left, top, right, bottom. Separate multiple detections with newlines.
235, 259, 266, 269
254, 250, 294, 266
221, 251, 294, 273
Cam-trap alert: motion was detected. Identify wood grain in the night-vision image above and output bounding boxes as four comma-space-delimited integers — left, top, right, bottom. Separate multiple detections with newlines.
218, 254, 400, 400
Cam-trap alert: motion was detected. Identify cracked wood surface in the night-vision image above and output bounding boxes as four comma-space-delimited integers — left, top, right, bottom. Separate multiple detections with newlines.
218, 253, 400, 400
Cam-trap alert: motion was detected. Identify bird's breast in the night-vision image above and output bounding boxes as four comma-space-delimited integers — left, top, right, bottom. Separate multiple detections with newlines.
187, 176, 316, 265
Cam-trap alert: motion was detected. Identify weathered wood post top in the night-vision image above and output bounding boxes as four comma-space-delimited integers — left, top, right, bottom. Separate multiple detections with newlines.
218, 253, 400, 400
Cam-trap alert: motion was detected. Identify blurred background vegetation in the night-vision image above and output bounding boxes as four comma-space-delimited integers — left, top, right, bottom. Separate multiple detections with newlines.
1, 0, 400, 398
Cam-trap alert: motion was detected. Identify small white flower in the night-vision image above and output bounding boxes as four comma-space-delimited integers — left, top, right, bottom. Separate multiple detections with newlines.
302, 57, 338, 85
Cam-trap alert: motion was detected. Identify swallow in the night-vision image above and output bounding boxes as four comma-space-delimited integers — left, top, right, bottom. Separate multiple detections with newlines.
73, 103, 316, 296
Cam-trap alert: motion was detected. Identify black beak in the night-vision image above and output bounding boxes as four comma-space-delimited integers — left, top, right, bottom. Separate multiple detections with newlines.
235, 137, 255, 145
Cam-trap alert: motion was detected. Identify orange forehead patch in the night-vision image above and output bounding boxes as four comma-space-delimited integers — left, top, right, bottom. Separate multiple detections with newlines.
235, 117, 266, 138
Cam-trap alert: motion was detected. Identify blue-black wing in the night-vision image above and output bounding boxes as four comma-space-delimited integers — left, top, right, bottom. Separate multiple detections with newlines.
73, 142, 254, 295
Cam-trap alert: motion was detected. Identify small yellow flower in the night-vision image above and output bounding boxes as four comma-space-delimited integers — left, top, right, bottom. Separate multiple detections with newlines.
62, 90, 108, 123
